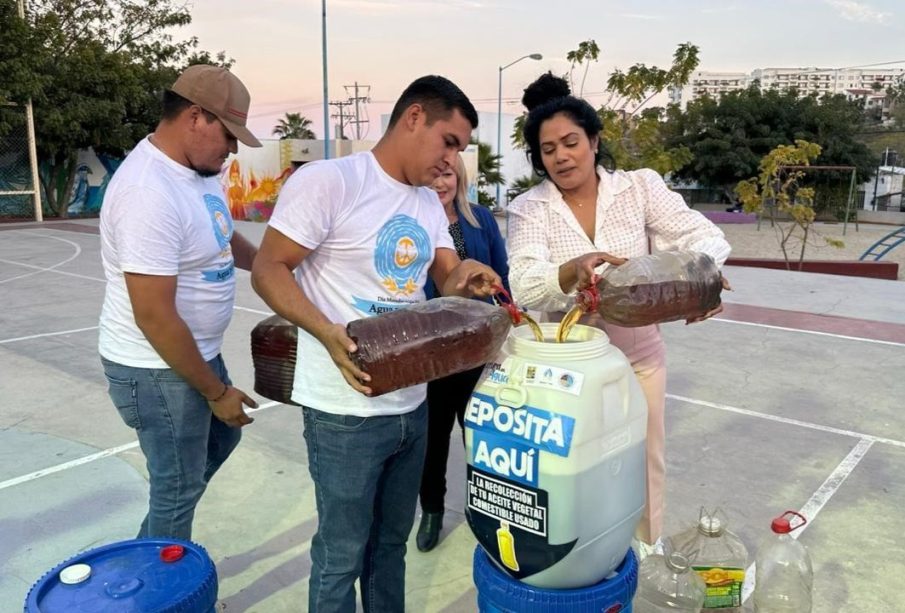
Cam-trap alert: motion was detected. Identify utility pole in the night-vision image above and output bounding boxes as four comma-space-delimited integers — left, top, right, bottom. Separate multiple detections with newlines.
329, 100, 353, 140
872, 147, 890, 210
17, 0, 42, 221
344, 82, 371, 140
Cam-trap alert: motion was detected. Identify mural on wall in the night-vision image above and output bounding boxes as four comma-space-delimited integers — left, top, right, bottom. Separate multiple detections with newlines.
223, 159, 293, 222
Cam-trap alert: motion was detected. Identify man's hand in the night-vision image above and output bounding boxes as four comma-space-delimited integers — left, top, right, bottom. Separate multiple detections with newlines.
318, 323, 373, 396
208, 385, 258, 427
565, 252, 627, 292
445, 259, 502, 298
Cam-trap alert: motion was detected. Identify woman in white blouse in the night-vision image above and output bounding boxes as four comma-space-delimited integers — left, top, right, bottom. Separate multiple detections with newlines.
507, 73, 731, 547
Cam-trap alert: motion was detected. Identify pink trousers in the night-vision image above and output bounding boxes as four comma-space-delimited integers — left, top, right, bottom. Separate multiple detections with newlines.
546, 313, 667, 545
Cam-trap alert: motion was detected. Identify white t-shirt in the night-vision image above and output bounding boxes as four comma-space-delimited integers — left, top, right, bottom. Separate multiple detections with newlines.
268, 151, 454, 417
98, 137, 236, 368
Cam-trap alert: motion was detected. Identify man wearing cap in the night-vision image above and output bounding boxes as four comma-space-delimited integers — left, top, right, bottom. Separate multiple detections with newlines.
98, 64, 261, 540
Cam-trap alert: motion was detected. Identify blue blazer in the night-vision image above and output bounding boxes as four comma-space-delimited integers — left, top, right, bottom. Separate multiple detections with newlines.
426, 204, 510, 302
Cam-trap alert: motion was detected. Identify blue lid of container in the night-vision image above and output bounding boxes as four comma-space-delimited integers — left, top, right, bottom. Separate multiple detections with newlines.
24, 538, 218, 613
473, 545, 638, 613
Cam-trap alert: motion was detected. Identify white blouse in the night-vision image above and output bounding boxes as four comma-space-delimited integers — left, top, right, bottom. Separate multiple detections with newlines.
507, 167, 731, 313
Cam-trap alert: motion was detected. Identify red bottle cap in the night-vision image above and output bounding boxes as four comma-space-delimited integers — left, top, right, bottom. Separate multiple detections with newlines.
771, 510, 807, 534
160, 545, 185, 563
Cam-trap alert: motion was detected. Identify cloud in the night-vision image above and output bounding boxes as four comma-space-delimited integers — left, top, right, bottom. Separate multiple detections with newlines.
825, 0, 891, 23
619, 13, 664, 20
701, 5, 740, 13
331, 0, 484, 11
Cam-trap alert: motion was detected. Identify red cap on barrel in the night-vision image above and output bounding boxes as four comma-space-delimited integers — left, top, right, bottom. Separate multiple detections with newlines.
160, 545, 185, 563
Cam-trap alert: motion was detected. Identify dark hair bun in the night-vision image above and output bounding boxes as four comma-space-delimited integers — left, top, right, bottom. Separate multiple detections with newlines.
522, 73, 571, 111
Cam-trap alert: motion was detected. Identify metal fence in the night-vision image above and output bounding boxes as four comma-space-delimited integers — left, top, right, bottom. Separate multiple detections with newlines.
0, 104, 40, 220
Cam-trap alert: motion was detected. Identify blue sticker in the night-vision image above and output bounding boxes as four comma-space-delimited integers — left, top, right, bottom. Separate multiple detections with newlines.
472, 430, 538, 487
465, 392, 575, 457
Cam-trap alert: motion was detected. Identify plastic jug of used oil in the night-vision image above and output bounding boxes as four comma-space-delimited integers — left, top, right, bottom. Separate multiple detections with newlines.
347, 296, 513, 397
634, 551, 707, 612
575, 251, 723, 327
464, 322, 648, 589
250, 314, 301, 406
753, 511, 813, 613
666, 508, 749, 611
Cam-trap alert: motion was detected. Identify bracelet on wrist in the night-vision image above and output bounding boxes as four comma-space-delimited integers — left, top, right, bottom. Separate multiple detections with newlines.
207, 383, 229, 403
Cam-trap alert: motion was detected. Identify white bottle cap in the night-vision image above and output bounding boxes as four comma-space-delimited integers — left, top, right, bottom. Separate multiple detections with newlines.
59, 563, 91, 585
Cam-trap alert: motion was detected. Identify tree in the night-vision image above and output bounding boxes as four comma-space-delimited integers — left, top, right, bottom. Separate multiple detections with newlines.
664, 87, 875, 199
508, 174, 543, 200
735, 140, 843, 268
473, 139, 504, 207
0, 0, 231, 217
509, 40, 698, 176
272, 112, 316, 140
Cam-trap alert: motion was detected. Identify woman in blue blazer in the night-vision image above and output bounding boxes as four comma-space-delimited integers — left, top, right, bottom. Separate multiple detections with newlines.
417, 154, 510, 552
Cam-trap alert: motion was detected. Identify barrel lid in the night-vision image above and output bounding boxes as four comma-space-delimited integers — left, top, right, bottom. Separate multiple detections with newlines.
24, 538, 218, 613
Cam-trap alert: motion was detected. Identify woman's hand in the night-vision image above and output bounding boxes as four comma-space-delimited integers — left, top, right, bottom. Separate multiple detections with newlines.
560, 251, 627, 293
686, 274, 732, 324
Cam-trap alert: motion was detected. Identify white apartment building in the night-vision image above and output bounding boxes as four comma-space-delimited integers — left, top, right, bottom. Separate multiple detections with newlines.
668, 67, 904, 109
668, 71, 750, 106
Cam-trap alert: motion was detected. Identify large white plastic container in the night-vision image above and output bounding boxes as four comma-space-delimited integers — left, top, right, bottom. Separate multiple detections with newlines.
464, 322, 648, 589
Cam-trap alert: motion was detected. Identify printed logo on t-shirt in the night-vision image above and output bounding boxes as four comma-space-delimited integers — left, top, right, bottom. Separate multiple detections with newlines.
203, 194, 233, 251
350, 214, 432, 315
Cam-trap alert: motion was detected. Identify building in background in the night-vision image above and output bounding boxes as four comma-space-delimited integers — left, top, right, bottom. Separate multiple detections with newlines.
669, 66, 905, 114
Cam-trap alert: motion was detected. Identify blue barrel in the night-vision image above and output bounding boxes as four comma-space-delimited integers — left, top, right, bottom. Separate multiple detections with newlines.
24, 538, 218, 613
474, 545, 638, 612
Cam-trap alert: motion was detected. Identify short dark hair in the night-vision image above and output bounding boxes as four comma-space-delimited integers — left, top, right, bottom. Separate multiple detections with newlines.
161, 89, 217, 123
521, 72, 615, 176
387, 75, 478, 129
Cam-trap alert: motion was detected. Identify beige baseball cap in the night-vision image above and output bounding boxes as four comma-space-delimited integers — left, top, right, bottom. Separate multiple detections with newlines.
170, 65, 262, 148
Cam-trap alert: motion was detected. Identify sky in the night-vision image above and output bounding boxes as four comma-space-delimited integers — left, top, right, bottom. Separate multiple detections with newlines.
181, 0, 905, 141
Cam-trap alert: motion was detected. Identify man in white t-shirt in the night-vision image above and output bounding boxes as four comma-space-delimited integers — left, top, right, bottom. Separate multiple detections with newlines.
99, 65, 261, 540
252, 75, 501, 612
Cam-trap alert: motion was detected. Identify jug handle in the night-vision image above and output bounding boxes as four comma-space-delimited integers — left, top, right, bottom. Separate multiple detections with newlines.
494, 385, 527, 409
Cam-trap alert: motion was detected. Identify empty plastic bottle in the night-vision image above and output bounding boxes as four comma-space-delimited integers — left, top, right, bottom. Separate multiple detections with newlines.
753, 511, 813, 613
347, 296, 512, 396
635, 551, 707, 612
666, 508, 748, 611
575, 251, 723, 327
250, 314, 300, 406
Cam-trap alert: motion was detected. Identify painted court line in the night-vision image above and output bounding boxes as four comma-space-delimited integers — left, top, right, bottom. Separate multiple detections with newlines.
0, 326, 99, 345
0, 401, 281, 492
667, 393, 905, 449
741, 438, 875, 602
712, 317, 905, 348
0, 308, 267, 344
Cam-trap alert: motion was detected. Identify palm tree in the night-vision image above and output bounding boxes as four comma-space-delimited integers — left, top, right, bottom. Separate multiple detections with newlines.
272, 112, 316, 139
472, 138, 505, 207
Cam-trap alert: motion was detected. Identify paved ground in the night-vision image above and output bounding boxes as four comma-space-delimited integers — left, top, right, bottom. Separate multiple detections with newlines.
1, 218, 903, 612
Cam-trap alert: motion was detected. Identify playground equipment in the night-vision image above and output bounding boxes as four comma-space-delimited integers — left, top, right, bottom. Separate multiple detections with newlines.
860, 225, 905, 261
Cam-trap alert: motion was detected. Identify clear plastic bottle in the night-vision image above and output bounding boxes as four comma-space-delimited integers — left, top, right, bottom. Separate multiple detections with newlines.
347, 296, 512, 396
753, 511, 813, 613
666, 508, 748, 611
250, 314, 300, 405
575, 251, 723, 327
634, 551, 707, 612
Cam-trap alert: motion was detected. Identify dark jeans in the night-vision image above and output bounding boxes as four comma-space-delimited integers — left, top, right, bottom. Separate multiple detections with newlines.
303, 402, 428, 613
418, 366, 483, 513
101, 354, 240, 540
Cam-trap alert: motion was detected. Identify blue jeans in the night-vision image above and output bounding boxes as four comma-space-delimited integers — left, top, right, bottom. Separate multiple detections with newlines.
303, 402, 428, 613
101, 355, 241, 540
